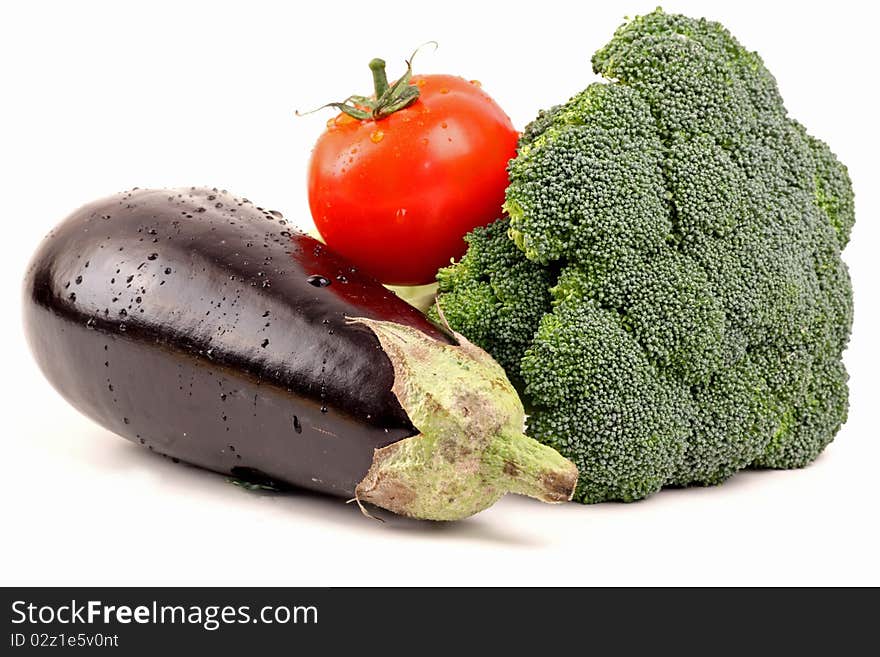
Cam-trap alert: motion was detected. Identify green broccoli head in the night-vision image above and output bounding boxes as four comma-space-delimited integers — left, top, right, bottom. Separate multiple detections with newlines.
434, 9, 854, 502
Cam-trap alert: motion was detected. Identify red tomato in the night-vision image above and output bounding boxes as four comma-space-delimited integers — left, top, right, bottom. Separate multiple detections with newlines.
308, 73, 518, 285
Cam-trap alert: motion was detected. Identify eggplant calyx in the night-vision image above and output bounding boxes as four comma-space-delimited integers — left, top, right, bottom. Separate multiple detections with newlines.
347, 317, 578, 521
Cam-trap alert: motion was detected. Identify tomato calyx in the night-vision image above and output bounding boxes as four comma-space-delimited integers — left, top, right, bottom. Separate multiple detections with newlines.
300, 43, 436, 122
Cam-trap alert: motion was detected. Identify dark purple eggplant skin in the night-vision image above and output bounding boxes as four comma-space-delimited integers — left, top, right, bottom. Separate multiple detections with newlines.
23, 187, 454, 497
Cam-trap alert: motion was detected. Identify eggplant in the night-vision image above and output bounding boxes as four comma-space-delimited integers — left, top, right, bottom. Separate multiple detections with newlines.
23, 187, 576, 520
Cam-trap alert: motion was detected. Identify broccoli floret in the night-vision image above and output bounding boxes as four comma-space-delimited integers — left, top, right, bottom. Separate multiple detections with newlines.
522, 287, 693, 502
431, 218, 554, 380
433, 9, 854, 502
803, 127, 855, 247
505, 83, 670, 266
681, 353, 780, 486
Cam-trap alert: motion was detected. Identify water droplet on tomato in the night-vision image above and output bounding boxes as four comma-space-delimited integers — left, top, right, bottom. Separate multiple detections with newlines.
439, 87, 449, 94
469, 79, 482, 87
370, 129, 384, 143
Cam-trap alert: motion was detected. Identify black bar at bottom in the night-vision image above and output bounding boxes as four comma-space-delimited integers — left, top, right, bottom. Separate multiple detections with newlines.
1, 587, 875, 653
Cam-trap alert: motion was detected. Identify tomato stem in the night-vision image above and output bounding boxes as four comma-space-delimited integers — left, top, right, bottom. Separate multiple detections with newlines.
298, 47, 432, 123
369, 58, 389, 99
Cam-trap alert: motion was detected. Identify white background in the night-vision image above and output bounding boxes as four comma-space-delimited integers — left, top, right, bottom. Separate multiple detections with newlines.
2, 0, 878, 586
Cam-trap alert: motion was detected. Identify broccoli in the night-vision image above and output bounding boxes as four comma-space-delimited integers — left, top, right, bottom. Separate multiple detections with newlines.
432, 9, 854, 502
